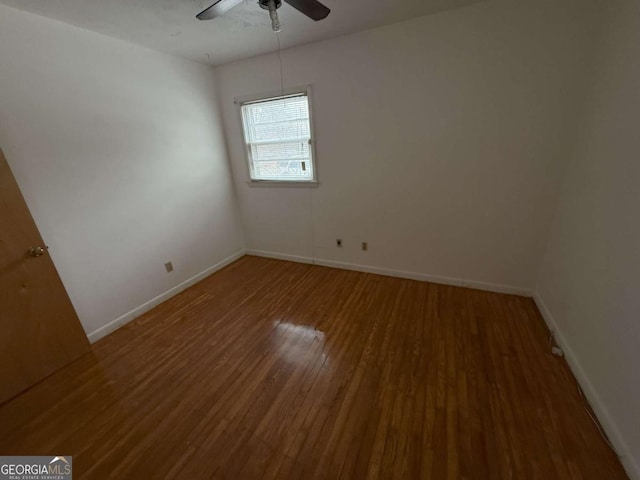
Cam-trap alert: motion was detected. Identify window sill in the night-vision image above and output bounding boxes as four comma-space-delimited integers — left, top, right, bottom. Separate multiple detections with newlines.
246, 180, 319, 188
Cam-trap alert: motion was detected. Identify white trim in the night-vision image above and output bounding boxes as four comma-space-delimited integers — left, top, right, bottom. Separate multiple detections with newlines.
315, 259, 531, 296
246, 249, 314, 265
246, 180, 319, 188
86, 249, 246, 343
245, 249, 532, 296
533, 292, 640, 480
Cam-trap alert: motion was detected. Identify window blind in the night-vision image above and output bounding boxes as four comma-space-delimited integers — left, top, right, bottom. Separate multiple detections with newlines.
241, 93, 314, 181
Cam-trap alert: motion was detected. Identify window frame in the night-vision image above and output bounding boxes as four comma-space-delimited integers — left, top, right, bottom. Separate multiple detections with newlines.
235, 85, 318, 187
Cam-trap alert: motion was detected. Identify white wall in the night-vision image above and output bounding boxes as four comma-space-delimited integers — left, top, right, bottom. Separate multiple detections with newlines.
0, 4, 244, 338
535, 0, 640, 477
215, 0, 600, 293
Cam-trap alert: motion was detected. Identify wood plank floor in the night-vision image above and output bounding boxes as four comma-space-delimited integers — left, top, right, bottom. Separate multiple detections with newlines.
0, 256, 627, 479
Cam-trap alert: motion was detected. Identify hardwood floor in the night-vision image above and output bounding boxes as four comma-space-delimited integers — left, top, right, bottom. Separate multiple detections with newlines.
0, 256, 627, 479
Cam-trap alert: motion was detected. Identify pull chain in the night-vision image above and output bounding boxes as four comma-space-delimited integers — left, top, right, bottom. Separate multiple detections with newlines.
276, 31, 284, 96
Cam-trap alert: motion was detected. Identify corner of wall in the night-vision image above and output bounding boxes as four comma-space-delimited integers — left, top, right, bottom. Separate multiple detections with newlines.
532, 292, 640, 480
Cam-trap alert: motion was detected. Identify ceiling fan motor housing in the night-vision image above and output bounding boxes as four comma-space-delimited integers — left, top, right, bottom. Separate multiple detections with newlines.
259, 0, 283, 10
196, 0, 330, 23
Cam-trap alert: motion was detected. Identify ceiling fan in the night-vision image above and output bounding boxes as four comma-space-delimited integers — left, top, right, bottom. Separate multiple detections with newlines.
196, 0, 330, 32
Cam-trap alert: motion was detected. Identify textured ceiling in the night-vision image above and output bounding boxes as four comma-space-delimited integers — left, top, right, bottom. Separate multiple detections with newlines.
0, 0, 484, 66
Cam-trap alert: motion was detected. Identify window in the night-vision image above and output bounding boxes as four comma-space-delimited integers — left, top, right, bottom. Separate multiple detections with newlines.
239, 89, 316, 183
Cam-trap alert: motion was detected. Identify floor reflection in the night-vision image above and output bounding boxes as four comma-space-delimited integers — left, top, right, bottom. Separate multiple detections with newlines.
271, 321, 327, 367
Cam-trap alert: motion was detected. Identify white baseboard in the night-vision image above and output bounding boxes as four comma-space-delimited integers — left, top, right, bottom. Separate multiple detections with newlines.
533, 292, 639, 480
246, 249, 532, 297
87, 249, 246, 343
245, 249, 315, 265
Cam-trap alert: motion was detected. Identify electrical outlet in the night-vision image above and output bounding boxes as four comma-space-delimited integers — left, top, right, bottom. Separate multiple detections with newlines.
361, 242, 368, 251
336, 239, 343, 247
164, 261, 174, 273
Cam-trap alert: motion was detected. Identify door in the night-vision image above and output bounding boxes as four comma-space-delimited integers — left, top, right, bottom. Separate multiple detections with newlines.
0, 148, 90, 404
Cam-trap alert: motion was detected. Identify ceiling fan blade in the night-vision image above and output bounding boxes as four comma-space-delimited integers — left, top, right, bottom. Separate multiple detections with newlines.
283, 0, 330, 21
196, 0, 244, 20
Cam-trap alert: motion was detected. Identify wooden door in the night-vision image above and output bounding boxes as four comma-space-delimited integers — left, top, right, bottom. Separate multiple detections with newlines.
0, 148, 90, 404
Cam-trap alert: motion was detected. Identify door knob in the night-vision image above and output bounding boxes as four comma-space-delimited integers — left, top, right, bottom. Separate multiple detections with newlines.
28, 246, 47, 257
